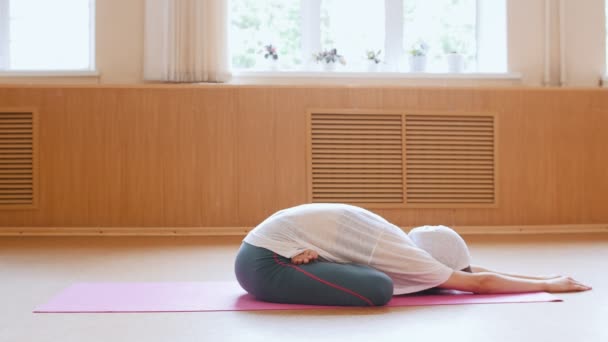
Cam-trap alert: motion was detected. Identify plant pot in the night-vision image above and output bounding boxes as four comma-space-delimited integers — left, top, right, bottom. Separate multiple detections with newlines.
408, 55, 427, 72
323, 62, 337, 71
266, 58, 279, 71
447, 53, 464, 73
367, 61, 380, 72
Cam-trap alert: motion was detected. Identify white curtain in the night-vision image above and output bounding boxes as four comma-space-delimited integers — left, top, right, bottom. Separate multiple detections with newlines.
144, 0, 231, 83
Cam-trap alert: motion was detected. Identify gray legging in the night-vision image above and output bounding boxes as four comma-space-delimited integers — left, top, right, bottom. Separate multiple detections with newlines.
234, 242, 394, 307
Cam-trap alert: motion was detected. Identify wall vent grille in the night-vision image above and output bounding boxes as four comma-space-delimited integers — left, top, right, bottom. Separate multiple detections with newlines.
307, 110, 496, 208
309, 111, 404, 204
0, 109, 37, 209
405, 114, 496, 206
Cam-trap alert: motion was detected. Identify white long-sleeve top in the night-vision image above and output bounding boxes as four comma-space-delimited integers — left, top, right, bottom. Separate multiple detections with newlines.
243, 203, 453, 295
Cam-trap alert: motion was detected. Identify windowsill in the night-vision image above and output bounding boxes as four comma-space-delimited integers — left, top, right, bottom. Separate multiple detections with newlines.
0, 70, 100, 77
234, 70, 521, 79
231, 70, 522, 86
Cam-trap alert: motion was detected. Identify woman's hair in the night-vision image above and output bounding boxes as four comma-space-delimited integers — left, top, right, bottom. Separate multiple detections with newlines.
408, 225, 471, 271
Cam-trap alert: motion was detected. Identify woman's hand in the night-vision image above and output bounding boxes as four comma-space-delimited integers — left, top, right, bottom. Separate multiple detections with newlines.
544, 276, 592, 293
291, 250, 319, 265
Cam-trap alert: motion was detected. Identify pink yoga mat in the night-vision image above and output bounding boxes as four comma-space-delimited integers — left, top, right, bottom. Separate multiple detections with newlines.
34, 281, 561, 313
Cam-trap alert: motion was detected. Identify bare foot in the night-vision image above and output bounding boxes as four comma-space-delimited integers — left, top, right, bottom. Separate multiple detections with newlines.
291, 250, 319, 265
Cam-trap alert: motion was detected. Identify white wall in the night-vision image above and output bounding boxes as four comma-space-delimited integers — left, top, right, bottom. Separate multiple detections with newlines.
508, 0, 606, 87
0, 0, 605, 86
508, 0, 547, 86
563, 0, 606, 86
96, 0, 145, 84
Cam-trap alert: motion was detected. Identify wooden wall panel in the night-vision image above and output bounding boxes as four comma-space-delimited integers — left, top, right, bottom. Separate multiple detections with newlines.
196, 89, 239, 227
273, 89, 308, 210
588, 108, 608, 222
0, 85, 607, 231
235, 88, 278, 225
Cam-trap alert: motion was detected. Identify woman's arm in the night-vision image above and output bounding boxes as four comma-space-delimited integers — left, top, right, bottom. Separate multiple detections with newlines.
440, 271, 591, 294
470, 265, 560, 281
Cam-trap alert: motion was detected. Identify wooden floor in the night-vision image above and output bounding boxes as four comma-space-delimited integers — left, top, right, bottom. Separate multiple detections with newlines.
0, 234, 606, 342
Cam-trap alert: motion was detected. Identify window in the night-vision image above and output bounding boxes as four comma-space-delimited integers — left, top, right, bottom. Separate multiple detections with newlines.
320, 0, 385, 71
0, 0, 95, 72
402, 0, 477, 71
230, 0, 302, 70
230, 0, 507, 73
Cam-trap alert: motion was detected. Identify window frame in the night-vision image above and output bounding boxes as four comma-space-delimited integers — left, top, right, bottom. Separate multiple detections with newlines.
300, 0, 321, 69
0, 0, 9, 70
0, 0, 97, 74
232, 0, 508, 75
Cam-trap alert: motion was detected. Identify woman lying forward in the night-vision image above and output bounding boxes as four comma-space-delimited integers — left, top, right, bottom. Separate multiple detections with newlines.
235, 203, 591, 306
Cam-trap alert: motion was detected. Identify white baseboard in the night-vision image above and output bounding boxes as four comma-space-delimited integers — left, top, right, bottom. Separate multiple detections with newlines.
0, 227, 250, 237
451, 224, 608, 235
1, 224, 608, 237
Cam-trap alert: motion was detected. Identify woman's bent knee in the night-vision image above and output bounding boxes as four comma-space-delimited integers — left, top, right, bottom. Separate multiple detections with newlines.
368, 272, 394, 306
234, 242, 275, 297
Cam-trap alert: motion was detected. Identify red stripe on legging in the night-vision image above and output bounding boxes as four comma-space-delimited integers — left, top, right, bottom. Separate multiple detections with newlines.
272, 253, 375, 306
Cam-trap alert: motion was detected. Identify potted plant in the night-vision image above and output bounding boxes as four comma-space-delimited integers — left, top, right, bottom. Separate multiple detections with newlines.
313, 48, 346, 71
262, 44, 279, 70
442, 40, 465, 73
408, 41, 429, 72
366, 50, 382, 72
